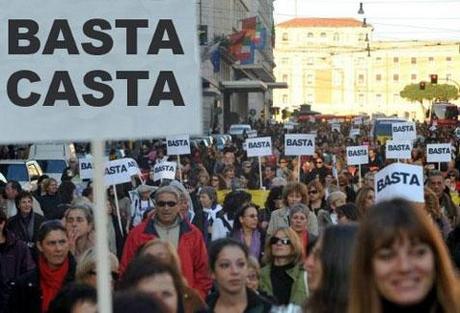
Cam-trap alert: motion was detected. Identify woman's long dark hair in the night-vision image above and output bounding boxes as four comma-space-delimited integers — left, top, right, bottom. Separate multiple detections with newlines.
306, 224, 358, 313
231, 203, 259, 236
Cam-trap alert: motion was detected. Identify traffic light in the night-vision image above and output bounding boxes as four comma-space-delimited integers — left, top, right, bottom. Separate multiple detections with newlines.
430, 74, 438, 84
419, 81, 426, 90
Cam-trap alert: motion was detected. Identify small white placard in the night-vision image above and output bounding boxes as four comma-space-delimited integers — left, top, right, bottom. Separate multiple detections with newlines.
153, 161, 177, 181
375, 163, 424, 203
166, 135, 191, 155
284, 134, 315, 156
246, 137, 273, 157
392, 122, 416, 141
426, 143, 452, 163
385, 140, 413, 160
346, 145, 369, 165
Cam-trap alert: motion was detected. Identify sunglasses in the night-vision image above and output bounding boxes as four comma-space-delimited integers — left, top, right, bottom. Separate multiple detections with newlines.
156, 201, 177, 207
315, 161, 323, 164
308, 190, 318, 195
269, 237, 291, 245
89, 270, 119, 281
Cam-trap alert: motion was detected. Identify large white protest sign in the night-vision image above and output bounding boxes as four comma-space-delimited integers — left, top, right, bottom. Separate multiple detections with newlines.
426, 143, 452, 163
246, 137, 272, 157
153, 161, 177, 181
385, 140, 413, 160
375, 163, 424, 203
167, 135, 191, 155
392, 122, 416, 141
353, 116, 363, 125
346, 146, 368, 165
0, 0, 201, 143
349, 128, 360, 137
284, 134, 315, 156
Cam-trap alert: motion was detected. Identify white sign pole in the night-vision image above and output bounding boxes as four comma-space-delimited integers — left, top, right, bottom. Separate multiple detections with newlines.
112, 185, 124, 235
92, 140, 112, 313
258, 157, 263, 189
178, 155, 182, 182
298, 156, 301, 183
359, 164, 362, 188
438, 162, 441, 171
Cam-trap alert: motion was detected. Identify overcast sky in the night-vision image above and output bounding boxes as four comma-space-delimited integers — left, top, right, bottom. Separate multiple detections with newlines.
274, 0, 460, 41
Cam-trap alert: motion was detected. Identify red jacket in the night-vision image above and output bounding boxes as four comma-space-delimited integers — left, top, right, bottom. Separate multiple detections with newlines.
120, 218, 212, 299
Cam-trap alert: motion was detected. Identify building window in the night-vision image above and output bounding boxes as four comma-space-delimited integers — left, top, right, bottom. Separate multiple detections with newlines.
333, 33, 339, 41
393, 74, 399, 82
320, 32, 326, 38
411, 74, 417, 81
376, 57, 382, 62
307, 57, 314, 65
447, 73, 452, 80
393, 94, 400, 103
307, 93, 314, 103
282, 74, 288, 82
358, 74, 365, 84
411, 57, 416, 64
307, 74, 313, 84
446, 56, 452, 62
282, 94, 288, 104
358, 33, 365, 41
307, 32, 314, 38
358, 94, 365, 106
428, 57, 434, 64
282, 33, 288, 41
376, 94, 383, 104
393, 57, 399, 63
376, 74, 382, 81
281, 58, 288, 64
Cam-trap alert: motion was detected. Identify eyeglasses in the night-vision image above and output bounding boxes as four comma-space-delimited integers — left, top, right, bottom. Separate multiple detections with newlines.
244, 214, 258, 219
269, 237, 291, 245
89, 270, 119, 281
308, 190, 318, 195
156, 201, 177, 207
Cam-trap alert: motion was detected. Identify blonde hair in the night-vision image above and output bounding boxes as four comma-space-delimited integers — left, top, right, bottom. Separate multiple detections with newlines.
263, 227, 304, 265
75, 248, 119, 282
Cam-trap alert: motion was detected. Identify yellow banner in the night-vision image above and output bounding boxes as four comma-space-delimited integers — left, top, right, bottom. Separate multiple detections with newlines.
217, 189, 270, 208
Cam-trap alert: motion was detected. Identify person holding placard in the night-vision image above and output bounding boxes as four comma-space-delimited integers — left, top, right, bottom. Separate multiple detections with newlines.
427, 170, 460, 227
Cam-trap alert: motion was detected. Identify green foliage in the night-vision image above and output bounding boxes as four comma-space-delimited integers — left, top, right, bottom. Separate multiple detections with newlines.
400, 83, 458, 103
400, 83, 458, 114
281, 109, 292, 120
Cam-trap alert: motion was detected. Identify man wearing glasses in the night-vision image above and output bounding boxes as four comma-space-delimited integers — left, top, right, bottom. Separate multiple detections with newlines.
120, 185, 212, 299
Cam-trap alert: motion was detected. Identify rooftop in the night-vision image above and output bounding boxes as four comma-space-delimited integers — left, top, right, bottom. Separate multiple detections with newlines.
277, 18, 363, 28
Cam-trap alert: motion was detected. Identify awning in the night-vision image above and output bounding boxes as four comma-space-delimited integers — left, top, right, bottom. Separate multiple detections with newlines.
220, 80, 268, 93
267, 82, 288, 89
234, 63, 275, 82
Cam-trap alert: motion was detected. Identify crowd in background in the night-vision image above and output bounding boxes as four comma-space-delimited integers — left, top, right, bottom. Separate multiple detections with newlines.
1, 119, 460, 313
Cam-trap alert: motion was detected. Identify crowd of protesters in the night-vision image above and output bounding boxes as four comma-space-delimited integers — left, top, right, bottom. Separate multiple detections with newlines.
1, 118, 460, 313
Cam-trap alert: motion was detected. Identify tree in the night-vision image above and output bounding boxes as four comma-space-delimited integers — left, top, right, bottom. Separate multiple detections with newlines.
281, 109, 292, 120
400, 83, 459, 115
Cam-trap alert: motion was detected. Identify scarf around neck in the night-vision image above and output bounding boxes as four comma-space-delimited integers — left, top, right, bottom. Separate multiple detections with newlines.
39, 255, 69, 313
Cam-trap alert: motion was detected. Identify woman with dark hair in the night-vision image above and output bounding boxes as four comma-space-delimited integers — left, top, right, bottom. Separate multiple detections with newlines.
335, 203, 358, 224
211, 190, 251, 240
354, 186, 374, 220
7, 191, 45, 250
55, 181, 77, 219
118, 254, 187, 313
206, 238, 272, 313
303, 224, 358, 313
47, 283, 97, 313
306, 181, 327, 216
138, 239, 207, 313
113, 291, 168, 313
348, 198, 460, 313
0, 210, 35, 313
9, 220, 76, 313
230, 203, 265, 261
260, 186, 284, 230
259, 227, 308, 306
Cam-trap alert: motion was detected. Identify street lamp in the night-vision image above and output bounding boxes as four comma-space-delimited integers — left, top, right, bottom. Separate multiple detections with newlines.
358, 2, 364, 14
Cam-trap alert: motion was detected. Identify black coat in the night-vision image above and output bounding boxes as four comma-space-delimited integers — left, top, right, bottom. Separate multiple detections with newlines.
205, 288, 272, 313
6, 213, 45, 248
8, 255, 76, 313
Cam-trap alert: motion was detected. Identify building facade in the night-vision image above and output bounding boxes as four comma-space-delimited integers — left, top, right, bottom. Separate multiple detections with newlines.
200, 0, 283, 132
273, 18, 460, 121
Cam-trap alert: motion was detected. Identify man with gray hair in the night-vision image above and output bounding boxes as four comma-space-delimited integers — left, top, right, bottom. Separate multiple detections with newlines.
427, 170, 459, 227
120, 185, 212, 298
